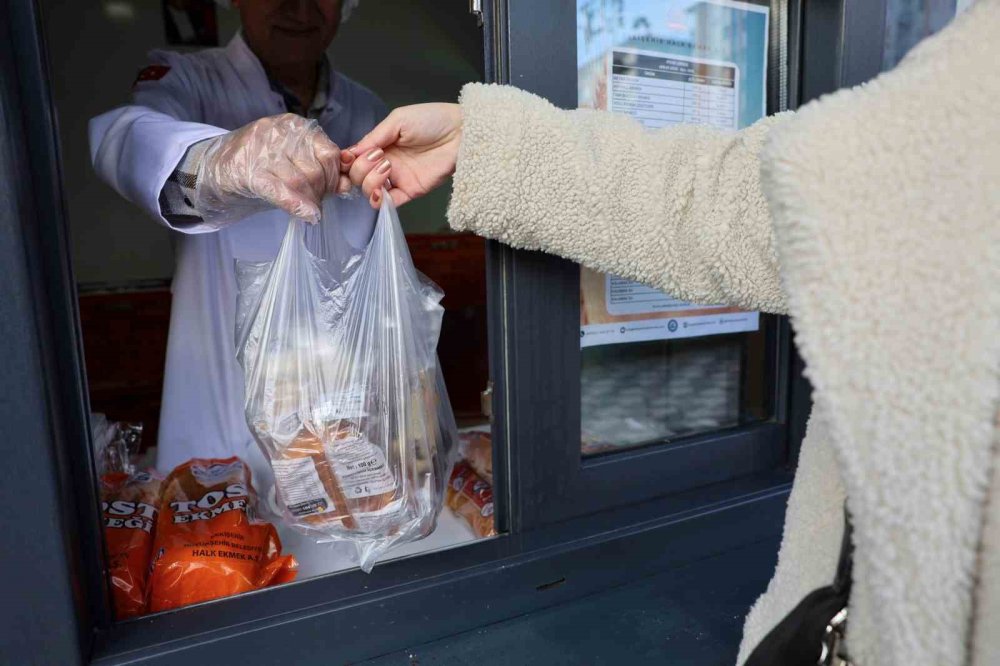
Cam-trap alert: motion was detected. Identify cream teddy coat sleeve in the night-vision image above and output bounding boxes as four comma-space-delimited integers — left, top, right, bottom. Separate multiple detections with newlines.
447, 83, 789, 315
445, 2, 1000, 665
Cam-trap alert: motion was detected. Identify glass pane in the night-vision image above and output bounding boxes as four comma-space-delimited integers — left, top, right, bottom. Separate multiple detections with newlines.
582, 322, 775, 455
45, 0, 495, 621
883, 0, 960, 70
576, 0, 775, 456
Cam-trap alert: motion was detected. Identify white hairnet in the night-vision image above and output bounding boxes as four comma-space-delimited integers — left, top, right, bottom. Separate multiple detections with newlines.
341, 0, 360, 21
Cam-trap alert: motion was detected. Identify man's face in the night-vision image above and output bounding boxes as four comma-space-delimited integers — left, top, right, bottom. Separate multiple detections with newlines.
236, 0, 342, 69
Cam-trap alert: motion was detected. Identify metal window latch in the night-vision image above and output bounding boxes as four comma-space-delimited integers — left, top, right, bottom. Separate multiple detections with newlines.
470, 0, 483, 26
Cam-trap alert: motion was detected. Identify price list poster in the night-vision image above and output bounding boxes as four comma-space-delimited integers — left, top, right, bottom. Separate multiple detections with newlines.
577, 0, 769, 348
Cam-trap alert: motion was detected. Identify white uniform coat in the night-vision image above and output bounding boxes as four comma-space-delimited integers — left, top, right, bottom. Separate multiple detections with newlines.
89, 34, 386, 480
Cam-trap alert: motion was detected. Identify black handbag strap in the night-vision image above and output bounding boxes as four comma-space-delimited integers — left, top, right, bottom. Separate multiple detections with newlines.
743, 508, 854, 666
832, 508, 854, 596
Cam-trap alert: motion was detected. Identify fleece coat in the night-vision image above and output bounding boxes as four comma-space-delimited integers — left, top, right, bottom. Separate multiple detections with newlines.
445, 1, 1000, 664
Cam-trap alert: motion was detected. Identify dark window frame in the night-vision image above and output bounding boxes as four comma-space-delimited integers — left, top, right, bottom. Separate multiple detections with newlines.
0, 0, 889, 664
495, 0, 802, 530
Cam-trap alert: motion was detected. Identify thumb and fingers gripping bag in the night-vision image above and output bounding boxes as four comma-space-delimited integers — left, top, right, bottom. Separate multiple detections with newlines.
235, 190, 458, 572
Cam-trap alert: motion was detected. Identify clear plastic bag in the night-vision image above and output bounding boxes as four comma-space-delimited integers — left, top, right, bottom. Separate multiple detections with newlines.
90, 413, 143, 475
235, 192, 457, 572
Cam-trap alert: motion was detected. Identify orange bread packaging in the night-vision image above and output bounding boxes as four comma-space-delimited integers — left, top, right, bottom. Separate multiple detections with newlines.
100, 470, 162, 619
446, 460, 496, 538
459, 431, 492, 483
147, 457, 297, 613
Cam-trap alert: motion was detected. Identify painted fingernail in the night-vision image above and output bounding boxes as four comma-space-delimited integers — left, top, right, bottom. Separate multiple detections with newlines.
376, 159, 391, 174
366, 148, 384, 162
340, 149, 355, 164
372, 190, 381, 205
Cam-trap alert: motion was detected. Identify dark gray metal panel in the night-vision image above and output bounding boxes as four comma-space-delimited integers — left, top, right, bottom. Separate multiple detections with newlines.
798, 0, 845, 102
0, 0, 100, 663
797, 0, 889, 100
358, 538, 781, 666
505, 251, 583, 527
484, 240, 513, 533
482, 2, 514, 534
786, 0, 803, 109
0, 91, 84, 666
95, 481, 790, 665
840, 0, 888, 87
507, 0, 577, 107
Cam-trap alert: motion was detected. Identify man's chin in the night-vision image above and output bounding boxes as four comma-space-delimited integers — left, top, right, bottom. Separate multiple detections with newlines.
272, 25, 321, 39
261, 42, 326, 68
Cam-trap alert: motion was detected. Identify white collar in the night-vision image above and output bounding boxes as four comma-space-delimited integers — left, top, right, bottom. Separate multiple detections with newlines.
223, 32, 344, 116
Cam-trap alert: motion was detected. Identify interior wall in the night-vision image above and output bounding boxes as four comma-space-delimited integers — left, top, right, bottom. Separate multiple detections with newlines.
42, 0, 481, 286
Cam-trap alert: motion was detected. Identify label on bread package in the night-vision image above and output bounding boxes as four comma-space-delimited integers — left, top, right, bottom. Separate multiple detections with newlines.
450, 461, 472, 493
271, 457, 336, 517
327, 386, 367, 419
448, 460, 493, 516
325, 435, 396, 499
462, 474, 494, 518
189, 458, 246, 486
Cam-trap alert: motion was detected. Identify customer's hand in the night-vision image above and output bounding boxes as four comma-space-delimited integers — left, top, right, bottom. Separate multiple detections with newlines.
341, 103, 462, 208
195, 113, 351, 225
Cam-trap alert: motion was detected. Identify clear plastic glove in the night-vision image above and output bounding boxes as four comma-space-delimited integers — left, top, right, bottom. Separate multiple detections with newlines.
195, 113, 351, 226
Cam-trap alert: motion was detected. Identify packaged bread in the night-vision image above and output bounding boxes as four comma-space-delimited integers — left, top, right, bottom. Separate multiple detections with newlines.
100, 469, 161, 619
446, 461, 496, 538
459, 431, 492, 484
147, 457, 297, 613
235, 195, 458, 571
270, 425, 403, 533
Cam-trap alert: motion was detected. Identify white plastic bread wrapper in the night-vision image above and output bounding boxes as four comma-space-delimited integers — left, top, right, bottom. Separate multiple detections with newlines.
235, 192, 457, 572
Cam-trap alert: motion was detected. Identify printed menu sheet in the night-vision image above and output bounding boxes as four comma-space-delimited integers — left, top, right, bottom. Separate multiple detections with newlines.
609, 50, 738, 130
577, 0, 769, 348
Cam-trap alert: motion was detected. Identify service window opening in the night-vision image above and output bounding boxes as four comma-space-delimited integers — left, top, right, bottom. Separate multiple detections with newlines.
44, 0, 494, 621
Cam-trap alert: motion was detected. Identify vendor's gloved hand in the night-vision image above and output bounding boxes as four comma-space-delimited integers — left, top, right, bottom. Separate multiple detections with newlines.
195, 113, 351, 226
